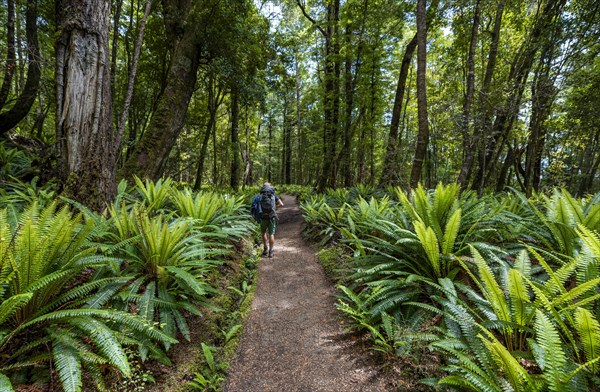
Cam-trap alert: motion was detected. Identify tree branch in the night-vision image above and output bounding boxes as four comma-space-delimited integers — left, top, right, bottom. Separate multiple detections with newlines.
296, 0, 326, 37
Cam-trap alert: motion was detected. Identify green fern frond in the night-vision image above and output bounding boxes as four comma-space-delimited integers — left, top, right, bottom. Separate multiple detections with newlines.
442, 208, 461, 255
574, 307, 600, 374
471, 246, 511, 324
414, 221, 441, 277
139, 281, 156, 323
52, 339, 82, 392
534, 310, 570, 391
507, 269, 532, 327
479, 330, 534, 390
68, 317, 131, 377
0, 292, 32, 324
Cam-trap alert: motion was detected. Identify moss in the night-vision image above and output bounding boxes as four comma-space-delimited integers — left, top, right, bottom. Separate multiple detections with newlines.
316, 246, 353, 285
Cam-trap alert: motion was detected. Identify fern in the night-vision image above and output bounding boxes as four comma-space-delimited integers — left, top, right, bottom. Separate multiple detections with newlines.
52, 339, 82, 392
574, 307, 600, 374
534, 310, 571, 391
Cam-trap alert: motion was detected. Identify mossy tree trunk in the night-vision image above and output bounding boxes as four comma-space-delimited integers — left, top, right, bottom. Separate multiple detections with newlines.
119, 0, 199, 181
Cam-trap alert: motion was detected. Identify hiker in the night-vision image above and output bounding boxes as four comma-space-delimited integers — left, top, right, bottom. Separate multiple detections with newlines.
251, 182, 284, 258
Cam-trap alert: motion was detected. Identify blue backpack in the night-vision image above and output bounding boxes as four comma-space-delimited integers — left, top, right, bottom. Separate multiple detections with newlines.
250, 186, 276, 221
250, 195, 262, 222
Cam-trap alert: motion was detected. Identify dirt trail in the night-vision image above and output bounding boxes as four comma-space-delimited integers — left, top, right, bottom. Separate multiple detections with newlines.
224, 195, 388, 392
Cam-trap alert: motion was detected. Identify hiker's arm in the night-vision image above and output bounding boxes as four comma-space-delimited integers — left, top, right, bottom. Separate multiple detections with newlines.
277, 198, 284, 207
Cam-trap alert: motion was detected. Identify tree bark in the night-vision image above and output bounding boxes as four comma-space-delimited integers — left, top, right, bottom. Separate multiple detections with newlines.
297, 0, 340, 191
110, 0, 123, 100
230, 87, 241, 190
119, 2, 200, 181
523, 44, 557, 194
380, 0, 440, 187
410, 0, 429, 189
116, 0, 153, 149
193, 75, 223, 191
337, 0, 368, 187
294, 50, 303, 184
456, 0, 481, 187
473, 0, 567, 192
0, 0, 40, 134
0, 0, 16, 108
56, 0, 116, 211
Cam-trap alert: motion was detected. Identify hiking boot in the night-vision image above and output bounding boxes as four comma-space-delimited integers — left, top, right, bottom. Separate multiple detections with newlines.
261, 247, 268, 256
268, 249, 274, 258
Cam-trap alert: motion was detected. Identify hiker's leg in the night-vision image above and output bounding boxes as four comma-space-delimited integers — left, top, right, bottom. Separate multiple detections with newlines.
268, 234, 275, 249
268, 218, 276, 257
260, 220, 269, 255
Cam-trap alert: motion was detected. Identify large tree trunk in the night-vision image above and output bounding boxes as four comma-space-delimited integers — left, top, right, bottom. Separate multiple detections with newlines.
296, 0, 340, 190
380, 0, 439, 187
578, 130, 600, 195
456, 0, 481, 187
0, 0, 40, 134
0, 0, 16, 108
56, 0, 116, 211
409, 0, 429, 189
119, 2, 200, 181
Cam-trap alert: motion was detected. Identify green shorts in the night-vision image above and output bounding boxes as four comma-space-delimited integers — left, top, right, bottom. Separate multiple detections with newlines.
260, 217, 277, 235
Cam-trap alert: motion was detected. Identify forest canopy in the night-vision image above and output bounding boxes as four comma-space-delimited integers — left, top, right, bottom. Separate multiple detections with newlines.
0, 0, 599, 208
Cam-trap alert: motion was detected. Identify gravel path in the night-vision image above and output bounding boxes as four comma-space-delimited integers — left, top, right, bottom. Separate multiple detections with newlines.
223, 195, 389, 392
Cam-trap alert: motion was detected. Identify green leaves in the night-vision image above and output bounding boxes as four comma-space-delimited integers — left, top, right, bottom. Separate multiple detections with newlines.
52, 340, 82, 392
0, 180, 255, 390
574, 308, 600, 374
304, 186, 600, 391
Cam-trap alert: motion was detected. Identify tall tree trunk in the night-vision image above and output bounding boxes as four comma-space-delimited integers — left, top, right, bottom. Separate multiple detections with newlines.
410, 0, 429, 189
523, 45, 557, 194
267, 114, 273, 181
294, 50, 303, 183
193, 75, 223, 191
212, 111, 218, 185
284, 95, 292, 183
110, 0, 123, 100
115, 0, 153, 149
0, 0, 40, 134
380, 0, 440, 187
296, 0, 340, 190
0, 0, 16, 108
456, 0, 481, 187
230, 87, 240, 190
466, 1, 504, 191
473, 0, 567, 192
56, 0, 116, 211
119, 2, 199, 181
337, 0, 368, 187
338, 24, 356, 187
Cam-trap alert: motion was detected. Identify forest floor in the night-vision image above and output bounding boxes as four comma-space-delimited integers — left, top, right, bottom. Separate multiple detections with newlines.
223, 194, 395, 392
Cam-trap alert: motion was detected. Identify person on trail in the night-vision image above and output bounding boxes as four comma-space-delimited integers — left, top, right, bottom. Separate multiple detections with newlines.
251, 182, 284, 258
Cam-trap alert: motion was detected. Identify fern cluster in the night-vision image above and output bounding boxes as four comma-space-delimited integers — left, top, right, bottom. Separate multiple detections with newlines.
0, 177, 256, 391
303, 184, 600, 390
